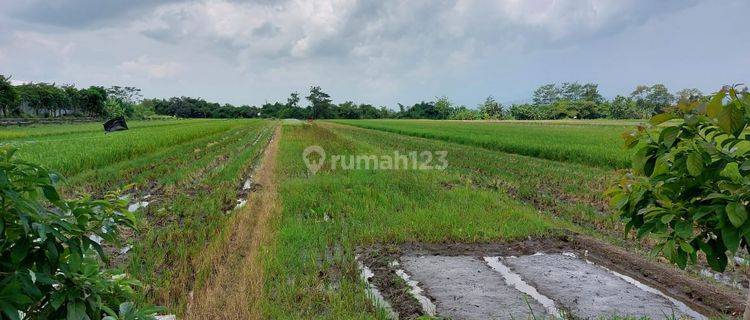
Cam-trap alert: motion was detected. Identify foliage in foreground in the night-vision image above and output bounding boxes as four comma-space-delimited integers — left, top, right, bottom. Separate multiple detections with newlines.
609, 85, 750, 272
0, 147, 159, 319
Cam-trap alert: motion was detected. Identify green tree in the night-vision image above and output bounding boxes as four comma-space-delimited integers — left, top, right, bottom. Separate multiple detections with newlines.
608, 95, 639, 119
0, 75, 18, 117
478, 96, 503, 119
532, 83, 561, 105
106, 86, 142, 105
675, 88, 704, 103
62, 85, 81, 115
631, 84, 675, 116
433, 96, 453, 119
79, 86, 108, 117
306, 86, 333, 119
609, 86, 750, 318
449, 106, 480, 120
336, 101, 359, 119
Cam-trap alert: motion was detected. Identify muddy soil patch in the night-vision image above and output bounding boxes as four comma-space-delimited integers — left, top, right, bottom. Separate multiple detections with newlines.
359, 235, 743, 319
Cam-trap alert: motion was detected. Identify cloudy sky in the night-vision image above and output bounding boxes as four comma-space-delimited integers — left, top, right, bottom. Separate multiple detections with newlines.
0, 0, 748, 107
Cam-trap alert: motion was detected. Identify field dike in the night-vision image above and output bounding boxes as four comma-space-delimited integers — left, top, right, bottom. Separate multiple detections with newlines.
358, 235, 744, 319
186, 125, 281, 319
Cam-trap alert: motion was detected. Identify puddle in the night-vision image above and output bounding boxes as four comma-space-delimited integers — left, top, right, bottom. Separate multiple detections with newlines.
484, 256, 561, 317
598, 261, 706, 320
357, 261, 398, 319
357, 238, 744, 320
394, 268, 436, 316
400, 255, 546, 319
359, 238, 741, 319
504, 253, 703, 319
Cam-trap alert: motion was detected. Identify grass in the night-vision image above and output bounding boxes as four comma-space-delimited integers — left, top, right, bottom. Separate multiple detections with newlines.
0, 118, 192, 140
7, 119, 276, 315
260, 123, 562, 318
5, 119, 252, 176
10, 118, 723, 318
331, 119, 637, 169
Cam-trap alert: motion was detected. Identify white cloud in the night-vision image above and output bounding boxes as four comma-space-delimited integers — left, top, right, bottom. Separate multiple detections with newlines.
12, 31, 75, 56
118, 56, 183, 79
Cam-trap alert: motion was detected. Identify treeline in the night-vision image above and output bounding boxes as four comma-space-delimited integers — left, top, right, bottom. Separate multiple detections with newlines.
0, 74, 707, 120
0, 75, 160, 119
152, 83, 705, 120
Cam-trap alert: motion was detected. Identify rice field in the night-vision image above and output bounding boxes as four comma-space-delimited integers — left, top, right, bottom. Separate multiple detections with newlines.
2, 118, 743, 319
332, 119, 637, 169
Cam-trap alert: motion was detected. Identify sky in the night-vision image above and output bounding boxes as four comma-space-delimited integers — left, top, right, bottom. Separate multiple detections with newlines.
0, 0, 748, 108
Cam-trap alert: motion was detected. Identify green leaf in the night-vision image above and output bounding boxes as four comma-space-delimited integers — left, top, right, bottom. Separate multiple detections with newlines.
660, 214, 675, 224
679, 241, 694, 254
658, 126, 680, 147
650, 113, 676, 126
674, 221, 693, 238
706, 90, 725, 117
722, 226, 741, 253
41, 185, 60, 203
717, 102, 746, 137
726, 202, 748, 227
632, 146, 655, 175
11, 240, 29, 265
702, 239, 728, 272
740, 159, 750, 171
66, 300, 86, 320
50, 292, 65, 310
0, 303, 21, 320
686, 153, 703, 176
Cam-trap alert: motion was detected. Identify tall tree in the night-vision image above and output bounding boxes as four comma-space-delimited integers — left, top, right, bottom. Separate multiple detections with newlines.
0, 75, 18, 117
106, 86, 142, 105
79, 86, 108, 117
630, 84, 675, 116
478, 96, 503, 119
306, 86, 333, 119
675, 88, 704, 102
580, 83, 604, 103
434, 96, 453, 119
532, 83, 561, 105
608, 95, 639, 119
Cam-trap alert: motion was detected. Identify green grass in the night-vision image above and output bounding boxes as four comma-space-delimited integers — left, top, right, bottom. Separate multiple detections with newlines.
262, 123, 562, 318
12, 118, 716, 318
0, 119, 193, 140
7, 119, 275, 314
5, 119, 250, 176
331, 119, 637, 169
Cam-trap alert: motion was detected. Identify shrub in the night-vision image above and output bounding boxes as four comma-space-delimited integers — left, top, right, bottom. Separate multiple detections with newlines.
0, 147, 159, 319
609, 85, 750, 272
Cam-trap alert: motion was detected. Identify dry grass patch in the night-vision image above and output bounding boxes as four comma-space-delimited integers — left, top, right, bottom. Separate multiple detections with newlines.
188, 125, 281, 319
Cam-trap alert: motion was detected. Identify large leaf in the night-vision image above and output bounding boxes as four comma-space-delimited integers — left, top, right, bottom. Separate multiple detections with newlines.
706, 90, 725, 117
658, 126, 679, 147
66, 300, 87, 320
721, 226, 741, 253
685, 152, 703, 176
717, 102, 746, 137
674, 220, 693, 238
650, 113, 676, 126
726, 202, 747, 227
